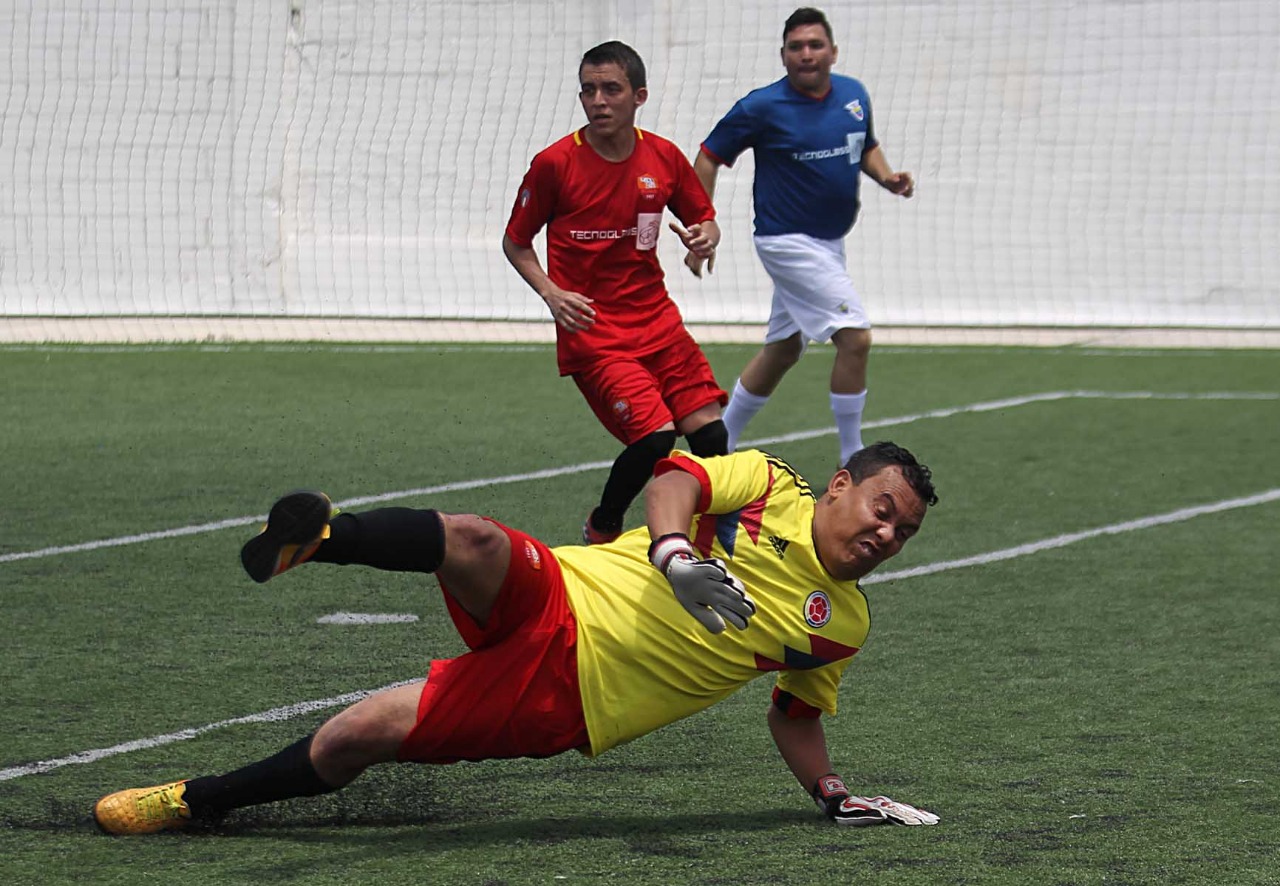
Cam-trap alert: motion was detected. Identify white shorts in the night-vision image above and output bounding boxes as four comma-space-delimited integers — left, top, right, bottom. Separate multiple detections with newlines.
753, 233, 869, 345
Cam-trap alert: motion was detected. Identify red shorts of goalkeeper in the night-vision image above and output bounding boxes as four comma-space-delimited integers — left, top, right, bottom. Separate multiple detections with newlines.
397, 522, 590, 763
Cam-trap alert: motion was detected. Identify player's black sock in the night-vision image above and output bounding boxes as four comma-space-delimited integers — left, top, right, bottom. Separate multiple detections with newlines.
312, 507, 446, 573
684, 419, 728, 457
183, 734, 336, 817
593, 429, 678, 531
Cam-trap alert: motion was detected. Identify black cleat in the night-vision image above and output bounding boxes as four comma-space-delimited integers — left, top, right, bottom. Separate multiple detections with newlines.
240, 490, 334, 583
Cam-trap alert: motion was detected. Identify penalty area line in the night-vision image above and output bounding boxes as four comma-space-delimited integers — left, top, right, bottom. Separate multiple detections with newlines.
3, 485, 1278, 783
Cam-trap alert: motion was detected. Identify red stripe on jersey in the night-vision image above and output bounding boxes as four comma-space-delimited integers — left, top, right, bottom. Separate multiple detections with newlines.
692, 513, 719, 558
809, 634, 861, 661
737, 463, 775, 545
754, 652, 786, 672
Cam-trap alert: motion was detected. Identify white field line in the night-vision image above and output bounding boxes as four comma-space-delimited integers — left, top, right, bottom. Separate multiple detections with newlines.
865, 488, 1280, 584
1, 389, 1275, 567
0, 682, 419, 782
3, 483, 1278, 783
315, 613, 420, 625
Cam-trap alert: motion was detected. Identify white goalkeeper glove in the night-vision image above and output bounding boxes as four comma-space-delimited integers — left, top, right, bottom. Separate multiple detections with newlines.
648, 533, 756, 634
812, 774, 940, 826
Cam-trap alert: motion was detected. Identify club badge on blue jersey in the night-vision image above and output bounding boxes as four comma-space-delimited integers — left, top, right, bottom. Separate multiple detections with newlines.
844, 100, 864, 121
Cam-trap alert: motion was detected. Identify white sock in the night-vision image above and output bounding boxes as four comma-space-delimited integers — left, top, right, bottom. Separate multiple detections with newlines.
723, 378, 770, 452
830, 389, 867, 464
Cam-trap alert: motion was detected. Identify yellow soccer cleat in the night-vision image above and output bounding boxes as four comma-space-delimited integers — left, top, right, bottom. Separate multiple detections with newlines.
94, 780, 192, 835
241, 490, 335, 583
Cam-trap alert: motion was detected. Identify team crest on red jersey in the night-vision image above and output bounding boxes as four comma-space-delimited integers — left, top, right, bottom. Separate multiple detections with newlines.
612, 398, 631, 422
637, 173, 660, 205
523, 540, 542, 571
804, 591, 832, 628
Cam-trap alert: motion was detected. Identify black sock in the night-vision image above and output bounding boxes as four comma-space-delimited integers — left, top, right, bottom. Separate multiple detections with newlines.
594, 430, 678, 531
312, 507, 445, 573
684, 419, 728, 457
183, 734, 336, 817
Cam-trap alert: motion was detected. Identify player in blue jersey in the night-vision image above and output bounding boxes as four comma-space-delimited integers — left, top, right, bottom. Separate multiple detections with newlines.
690, 7, 915, 464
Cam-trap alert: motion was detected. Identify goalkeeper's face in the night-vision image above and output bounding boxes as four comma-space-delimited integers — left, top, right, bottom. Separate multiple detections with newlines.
813, 465, 927, 581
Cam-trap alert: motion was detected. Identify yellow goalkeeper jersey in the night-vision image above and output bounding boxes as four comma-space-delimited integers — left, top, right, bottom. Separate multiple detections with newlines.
554, 449, 870, 757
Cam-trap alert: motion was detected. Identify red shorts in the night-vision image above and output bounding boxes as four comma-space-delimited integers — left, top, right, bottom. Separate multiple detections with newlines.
573, 329, 727, 445
396, 522, 590, 764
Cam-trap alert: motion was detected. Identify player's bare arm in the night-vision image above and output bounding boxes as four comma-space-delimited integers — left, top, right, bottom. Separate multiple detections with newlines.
501, 233, 596, 332
693, 150, 722, 202
643, 468, 702, 539
768, 703, 939, 826
767, 703, 834, 790
861, 145, 914, 198
680, 152, 725, 277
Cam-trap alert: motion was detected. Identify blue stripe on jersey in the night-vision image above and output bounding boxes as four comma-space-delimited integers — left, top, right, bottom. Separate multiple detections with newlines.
715, 511, 740, 557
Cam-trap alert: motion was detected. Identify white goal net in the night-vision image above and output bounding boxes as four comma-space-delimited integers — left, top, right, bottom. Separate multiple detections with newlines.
1, 1, 1277, 340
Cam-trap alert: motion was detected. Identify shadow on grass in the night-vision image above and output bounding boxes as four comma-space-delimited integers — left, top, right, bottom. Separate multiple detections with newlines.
216, 806, 818, 842
28, 766, 820, 849
31, 796, 826, 880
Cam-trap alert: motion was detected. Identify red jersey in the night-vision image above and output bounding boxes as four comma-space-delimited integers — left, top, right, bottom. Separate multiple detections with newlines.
505, 128, 715, 375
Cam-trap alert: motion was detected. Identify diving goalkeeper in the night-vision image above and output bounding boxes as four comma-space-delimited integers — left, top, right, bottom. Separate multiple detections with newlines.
94, 442, 940, 834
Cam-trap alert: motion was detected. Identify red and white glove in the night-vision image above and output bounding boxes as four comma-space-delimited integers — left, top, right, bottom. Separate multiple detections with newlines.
812, 774, 940, 826
648, 533, 756, 634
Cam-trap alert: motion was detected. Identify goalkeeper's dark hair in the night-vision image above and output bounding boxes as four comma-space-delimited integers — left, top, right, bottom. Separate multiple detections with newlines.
581, 41, 646, 91
783, 7, 834, 44
843, 442, 938, 507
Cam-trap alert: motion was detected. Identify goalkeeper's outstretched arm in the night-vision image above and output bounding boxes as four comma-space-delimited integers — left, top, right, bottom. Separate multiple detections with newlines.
769, 702, 941, 826
769, 706, 881, 825
767, 702, 834, 794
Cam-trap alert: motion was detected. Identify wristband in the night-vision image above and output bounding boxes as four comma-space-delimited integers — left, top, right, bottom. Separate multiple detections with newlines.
647, 532, 695, 574
813, 773, 849, 804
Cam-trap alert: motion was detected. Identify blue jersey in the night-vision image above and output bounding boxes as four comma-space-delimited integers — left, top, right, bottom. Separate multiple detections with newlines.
701, 74, 878, 240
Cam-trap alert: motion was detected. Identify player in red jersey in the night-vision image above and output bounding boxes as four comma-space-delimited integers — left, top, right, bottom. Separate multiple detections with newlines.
502, 41, 729, 545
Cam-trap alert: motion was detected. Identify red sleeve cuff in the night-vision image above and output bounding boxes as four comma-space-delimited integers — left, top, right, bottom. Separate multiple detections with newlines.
699, 143, 732, 169
772, 687, 823, 719
653, 454, 713, 513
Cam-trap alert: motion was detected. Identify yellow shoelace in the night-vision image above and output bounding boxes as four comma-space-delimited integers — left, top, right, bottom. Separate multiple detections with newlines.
137, 785, 185, 822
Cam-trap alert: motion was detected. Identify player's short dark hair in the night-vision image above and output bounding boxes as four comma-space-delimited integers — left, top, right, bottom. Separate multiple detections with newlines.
580, 41, 647, 91
783, 7, 835, 45
843, 442, 939, 507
